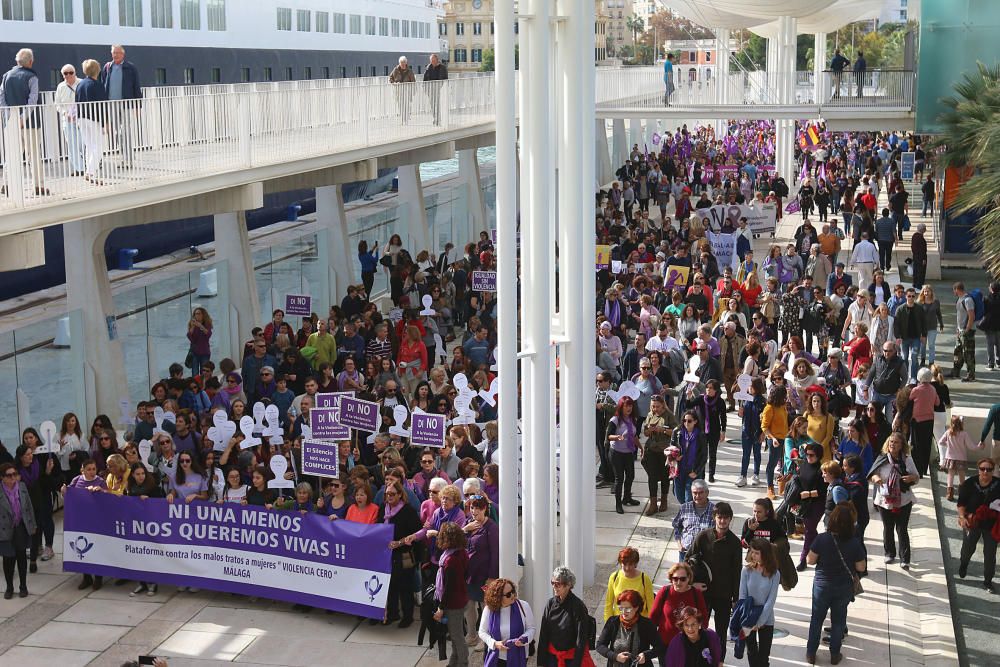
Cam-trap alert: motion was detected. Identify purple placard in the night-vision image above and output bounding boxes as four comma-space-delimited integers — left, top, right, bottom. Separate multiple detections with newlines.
310, 407, 349, 441
301, 439, 340, 478
338, 396, 380, 432
410, 413, 446, 448
471, 270, 497, 292
284, 294, 312, 317
61, 488, 392, 618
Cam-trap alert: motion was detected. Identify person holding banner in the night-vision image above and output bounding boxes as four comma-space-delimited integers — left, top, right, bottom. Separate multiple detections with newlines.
381, 479, 421, 628
1, 462, 37, 599
433, 522, 471, 667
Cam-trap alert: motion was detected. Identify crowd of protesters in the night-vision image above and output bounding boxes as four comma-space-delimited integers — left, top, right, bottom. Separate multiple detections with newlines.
2, 120, 1000, 667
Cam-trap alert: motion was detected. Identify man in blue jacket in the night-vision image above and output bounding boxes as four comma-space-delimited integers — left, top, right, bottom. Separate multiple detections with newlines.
0, 48, 48, 196
99, 44, 142, 167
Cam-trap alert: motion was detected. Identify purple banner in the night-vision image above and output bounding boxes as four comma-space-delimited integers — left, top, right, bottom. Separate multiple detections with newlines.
338, 396, 380, 432
284, 294, 312, 317
410, 413, 446, 448
310, 407, 348, 441
471, 270, 497, 292
62, 488, 392, 617
301, 439, 340, 478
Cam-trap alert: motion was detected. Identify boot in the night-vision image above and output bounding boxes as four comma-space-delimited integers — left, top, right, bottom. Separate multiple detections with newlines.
778, 477, 787, 496
615, 495, 624, 514
947, 487, 954, 502
659, 493, 670, 513
767, 485, 776, 500
644, 497, 658, 516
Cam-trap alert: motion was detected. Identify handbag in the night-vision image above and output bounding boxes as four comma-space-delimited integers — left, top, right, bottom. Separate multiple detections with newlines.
184, 348, 194, 368
833, 538, 864, 597
400, 548, 416, 570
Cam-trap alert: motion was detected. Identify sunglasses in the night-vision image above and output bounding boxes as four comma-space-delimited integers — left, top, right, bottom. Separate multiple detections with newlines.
980, 467, 995, 473
670, 576, 688, 582
62, 71, 74, 76
550, 581, 567, 587
100, 436, 111, 441
504, 589, 516, 599
618, 606, 636, 613
3, 472, 17, 478
422, 459, 434, 464
683, 418, 696, 423
180, 459, 192, 464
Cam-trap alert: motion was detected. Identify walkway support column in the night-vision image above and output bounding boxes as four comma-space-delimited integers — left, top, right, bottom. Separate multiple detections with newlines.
611, 118, 628, 171
628, 118, 641, 155
813, 32, 827, 104
596, 119, 613, 187
556, 0, 595, 586
520, 0, 555, 616
495, 0, 519, 584
459, 148, 488, 244
315, 184, 354, 311
64, 219, 129, 420
715, 28, 730, 105
214, 211, 261, 354
397, 164, 431, 255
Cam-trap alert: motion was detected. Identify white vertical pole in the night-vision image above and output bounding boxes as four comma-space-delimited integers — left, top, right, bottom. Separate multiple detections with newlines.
521, 0, 554, 616
316, 184, 353, 309
596, 119, 614, 187
213, 211, 261, 354
813, 32, 827, 104
459, 148, 487, 245
495, 0, 519, 584
398, 164, 431, 256
611, 118, 628, 168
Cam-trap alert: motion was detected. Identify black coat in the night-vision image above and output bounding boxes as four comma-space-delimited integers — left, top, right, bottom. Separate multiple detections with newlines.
376, 502, 421, 571
595, 616, 664, 667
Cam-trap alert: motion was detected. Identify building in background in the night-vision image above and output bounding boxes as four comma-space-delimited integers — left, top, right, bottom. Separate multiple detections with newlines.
439, 0, 608, 71
663, 38, 716, 83
879, 0, 913, 24
606, 0, 634, 55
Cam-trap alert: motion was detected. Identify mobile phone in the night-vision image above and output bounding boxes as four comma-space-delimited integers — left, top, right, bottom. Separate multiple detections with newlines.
138, 657, 158, 666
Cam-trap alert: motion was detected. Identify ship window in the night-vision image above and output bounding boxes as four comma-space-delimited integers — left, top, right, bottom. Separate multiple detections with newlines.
151, 0, 171, 28
2, 0, 33, 20
410, 20, 417, 37
183, 68, 194, 84
240, 67, 250, 82
340, 66, 346, 78
365, 15, 375, 35
276, 7, 291, 31
304, 66, 311, 79
155, 68, 167, 85
371, 66, 376, 76
45, 0, 73, 23
263, 67, 272, 81
349, 14, 361, 34
356, 66, 362, 77
316, 11, 328, 33
49, 69, 59, 88
296, 9, 309, 31
119, 0, 141, 26
384, 65, 390, 76
379, 17, 388, 36
82, 0, 109, 24
285, 67, 293, 80
391, 18, 399, 36
211, 67, 221, 83
402, 19, 409, 37
180, 0, 199, 30
322, 66, 330, 79
207, 0, 225, 31
333, 12, 345, 33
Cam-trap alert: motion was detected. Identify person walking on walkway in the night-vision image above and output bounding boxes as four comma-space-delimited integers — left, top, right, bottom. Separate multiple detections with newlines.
54, 63, 85, 176
830, 49, 850, 98
99, 44, 142, 168
853, 51, 867, 98
956, 458, 1000, 594
423, 54, 447, 126
951, 282, 977, 382
388, 56, 416, 124
686, 502, 741, 661
663, 53, 675, 106
0, 48, 48, 196
868, 432, 920, 569
981, 281, 1000, 371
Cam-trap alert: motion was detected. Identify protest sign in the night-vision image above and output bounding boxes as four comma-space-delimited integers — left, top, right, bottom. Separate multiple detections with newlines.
284, 294, 312, 317
703, 203, 776, 234
62, 489, 392, 617
310, 408, 348, 442
471, 270, 497, 292
301, 439, 340, 478
663, 264, 690, 291
596, 245, 611, 270
410, 412, 446, 448
707, 231, 738, 271
338, 396, 380, 432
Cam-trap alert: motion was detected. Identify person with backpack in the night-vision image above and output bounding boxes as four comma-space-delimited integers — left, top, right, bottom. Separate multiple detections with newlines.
951, 282, 980, 382
981, 281, 1000, 371
603, 547, 655, 621
686, 502, 741, 661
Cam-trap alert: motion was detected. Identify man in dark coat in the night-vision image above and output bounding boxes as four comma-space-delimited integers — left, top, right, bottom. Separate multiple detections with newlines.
423, 53, 448, 125
99, 44, 142, 167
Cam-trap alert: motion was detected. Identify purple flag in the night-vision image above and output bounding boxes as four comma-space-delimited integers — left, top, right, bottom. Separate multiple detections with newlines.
785, 199, 801, 214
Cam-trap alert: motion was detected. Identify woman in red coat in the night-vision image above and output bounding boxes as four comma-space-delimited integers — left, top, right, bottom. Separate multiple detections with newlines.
649, 561, 708, 648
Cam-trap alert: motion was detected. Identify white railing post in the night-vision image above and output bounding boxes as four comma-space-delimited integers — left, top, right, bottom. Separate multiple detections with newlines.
2, 118, 27, 206
237, 93, 252, 167
360, 85, 371, 146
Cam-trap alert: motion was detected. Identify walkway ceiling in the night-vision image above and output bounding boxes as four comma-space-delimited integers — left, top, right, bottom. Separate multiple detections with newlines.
749, 0, 885, 39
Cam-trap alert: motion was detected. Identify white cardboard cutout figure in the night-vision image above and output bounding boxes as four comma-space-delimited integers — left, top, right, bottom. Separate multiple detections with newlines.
239, 416, 261, 449
389, 405, 410, 437
267, 456, 294, 489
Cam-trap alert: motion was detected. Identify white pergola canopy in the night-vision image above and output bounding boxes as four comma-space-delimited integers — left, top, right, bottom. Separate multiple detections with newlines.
663, 0, 890, 36
749, 0, 885, 38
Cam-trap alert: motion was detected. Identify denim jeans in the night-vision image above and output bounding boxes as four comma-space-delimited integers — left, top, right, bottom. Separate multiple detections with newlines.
919, 329, 938, 365
674, 474, 694, 504
765, 438, 784, 488
741, 432, 762, 477
922, 196, 934, 217
807, 579, 853, 656
870, 389, 896, 423
899, 338, 921, 379
986, 330, 1000, 367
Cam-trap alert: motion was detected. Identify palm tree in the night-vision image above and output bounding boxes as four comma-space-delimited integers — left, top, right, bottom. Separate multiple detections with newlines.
626, 15, 644, 49
931, 62, 1000, 275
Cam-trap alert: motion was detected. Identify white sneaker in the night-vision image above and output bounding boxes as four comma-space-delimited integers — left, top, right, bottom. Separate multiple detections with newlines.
885, 555, 896, 564
130, 584, 146, 597
751, 474, 760, 486
735, 477, 747, 488
188, 587, 201, 593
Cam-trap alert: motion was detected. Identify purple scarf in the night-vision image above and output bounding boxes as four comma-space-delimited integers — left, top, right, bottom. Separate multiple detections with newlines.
2, 482, 22, 526
435, 548, 458, 601
702, 394, 718, 434
18, 458, 40, 487
383, 499, 404, 522
484, 601, 528, 667
604, 299, 621, 328
681, 428, 699, 472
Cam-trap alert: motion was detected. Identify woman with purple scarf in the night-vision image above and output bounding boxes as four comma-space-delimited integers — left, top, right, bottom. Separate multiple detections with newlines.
403, 484, 466, 565
669, 410, 708, 504
380, 479, 422, 628
479, 578, 536, 667
432, 522, 470, 667
0, 462, 37, 599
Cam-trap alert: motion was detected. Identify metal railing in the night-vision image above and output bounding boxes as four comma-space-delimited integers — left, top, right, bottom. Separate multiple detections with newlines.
0, 77, 495, 214
594, 67, 915, 110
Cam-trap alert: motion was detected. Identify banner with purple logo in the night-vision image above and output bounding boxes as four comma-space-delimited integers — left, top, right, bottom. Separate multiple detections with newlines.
301, 439, 340, 478
338, 396, 380, 432
62, 489, 392, 617
284, 294, 312, 317
410, 412, 446, 448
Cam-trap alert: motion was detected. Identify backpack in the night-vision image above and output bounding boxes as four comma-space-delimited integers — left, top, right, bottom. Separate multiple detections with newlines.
968, 289, 986, 324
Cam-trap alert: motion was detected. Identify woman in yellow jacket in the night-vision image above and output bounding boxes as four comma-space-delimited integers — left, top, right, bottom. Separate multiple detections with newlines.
104, 454, 131, 496
762, 386, 790, 499
803, 391, 838, 463
603, 547, 655, 620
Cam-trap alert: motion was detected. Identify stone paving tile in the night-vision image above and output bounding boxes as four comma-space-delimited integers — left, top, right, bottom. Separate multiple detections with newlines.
19, 620, 128, 651
181, 606, 358, 641
155, 629, 256, 661
237, 635, 428, 665
55, 598, 160, 626
0, 645, 99, 667
117, 618, 186, 647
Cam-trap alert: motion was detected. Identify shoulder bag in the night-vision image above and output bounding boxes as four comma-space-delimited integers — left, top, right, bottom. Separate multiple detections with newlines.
833, 537, 864, 597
